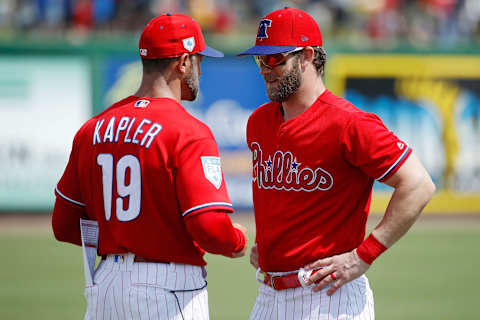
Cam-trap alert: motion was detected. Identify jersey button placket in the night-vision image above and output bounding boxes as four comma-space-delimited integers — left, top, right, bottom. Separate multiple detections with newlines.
276, 125, 287, 149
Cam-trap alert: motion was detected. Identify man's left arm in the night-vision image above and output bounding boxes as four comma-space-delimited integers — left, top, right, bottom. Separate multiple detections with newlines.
52, 197, 88, 246
305, 152, 435, 295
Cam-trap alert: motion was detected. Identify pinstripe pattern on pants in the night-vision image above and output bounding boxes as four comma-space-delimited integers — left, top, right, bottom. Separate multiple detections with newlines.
249, 275, 374, 320
83, 253, 209, 320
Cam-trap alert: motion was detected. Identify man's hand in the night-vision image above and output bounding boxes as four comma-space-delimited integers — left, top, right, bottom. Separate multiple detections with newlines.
304, 249, 370, 296
250, 243, 259, 269
231, 223, 249, 258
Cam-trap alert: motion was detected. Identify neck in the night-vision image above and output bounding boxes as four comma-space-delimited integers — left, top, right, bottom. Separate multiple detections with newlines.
134, 73, 181, 103
282, 76, 326, 121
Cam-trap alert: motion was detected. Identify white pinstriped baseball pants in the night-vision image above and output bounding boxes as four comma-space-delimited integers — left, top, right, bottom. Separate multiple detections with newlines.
250, 275, 374, 320
84, 253, 209, 320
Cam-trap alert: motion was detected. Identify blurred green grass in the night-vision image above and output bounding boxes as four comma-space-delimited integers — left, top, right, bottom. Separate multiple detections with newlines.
1, 220, 479, 319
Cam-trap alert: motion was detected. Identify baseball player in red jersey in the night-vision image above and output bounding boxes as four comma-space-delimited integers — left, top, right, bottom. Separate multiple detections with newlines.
52, 13, 248, 320
239, 8, 435, 319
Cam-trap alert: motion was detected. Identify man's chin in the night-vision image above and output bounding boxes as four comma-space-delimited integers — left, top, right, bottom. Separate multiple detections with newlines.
267, 94, 282, 102
181, 88, 198, 101
266, 90, 279, 102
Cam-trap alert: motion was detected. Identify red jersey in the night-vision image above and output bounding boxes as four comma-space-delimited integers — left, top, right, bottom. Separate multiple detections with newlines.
247, 90, 411, 272
55, 96, 233, 266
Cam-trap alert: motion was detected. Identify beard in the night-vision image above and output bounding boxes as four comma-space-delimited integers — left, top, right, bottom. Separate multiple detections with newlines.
265, 59, 302, 102
185, 60, 199, 101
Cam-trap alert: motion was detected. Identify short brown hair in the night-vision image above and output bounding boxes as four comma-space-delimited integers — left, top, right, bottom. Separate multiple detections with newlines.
141, 57, 177, 74
141, 55, 198, 74
312, 46, 327, 76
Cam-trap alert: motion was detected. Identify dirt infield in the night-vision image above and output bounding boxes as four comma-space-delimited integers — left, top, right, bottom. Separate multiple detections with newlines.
1, 212, 478, 235
0, 214, 53, 235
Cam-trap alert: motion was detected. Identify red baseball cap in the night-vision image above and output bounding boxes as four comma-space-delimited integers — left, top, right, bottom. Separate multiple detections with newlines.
238, 8, 322, 56
139, 13, 224, 59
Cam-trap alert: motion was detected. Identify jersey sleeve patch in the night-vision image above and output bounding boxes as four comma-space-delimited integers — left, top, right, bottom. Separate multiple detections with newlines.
182, 202, 233, 217
55, 186, 86, 207
201, 156, 222, 189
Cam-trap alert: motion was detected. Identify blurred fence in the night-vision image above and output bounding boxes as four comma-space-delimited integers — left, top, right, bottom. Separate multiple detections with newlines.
1, 39, 479, 213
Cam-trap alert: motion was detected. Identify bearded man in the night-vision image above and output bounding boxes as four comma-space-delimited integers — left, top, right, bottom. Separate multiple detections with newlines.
239, 7, 435, 320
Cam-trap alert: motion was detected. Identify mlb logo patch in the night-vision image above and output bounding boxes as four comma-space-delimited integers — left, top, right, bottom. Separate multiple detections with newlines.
182, 37, 195, 52
140, 48, 147, 56
201, 156, 222, 189
134, 99, 150, 108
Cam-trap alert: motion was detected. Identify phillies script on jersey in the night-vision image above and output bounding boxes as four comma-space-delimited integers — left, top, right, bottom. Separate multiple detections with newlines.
251, 142, 333, 192
55, 96, 233, 266
247, 90, 411, 272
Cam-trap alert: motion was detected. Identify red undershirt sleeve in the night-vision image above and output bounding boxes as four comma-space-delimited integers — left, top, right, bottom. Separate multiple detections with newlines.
185, 210, 246, 257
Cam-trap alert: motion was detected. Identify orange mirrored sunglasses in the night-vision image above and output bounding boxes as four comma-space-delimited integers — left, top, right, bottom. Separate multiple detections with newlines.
254, 47, 304, 69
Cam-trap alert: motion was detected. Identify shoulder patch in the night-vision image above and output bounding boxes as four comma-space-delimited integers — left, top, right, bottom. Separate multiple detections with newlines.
201, 156, 222, 189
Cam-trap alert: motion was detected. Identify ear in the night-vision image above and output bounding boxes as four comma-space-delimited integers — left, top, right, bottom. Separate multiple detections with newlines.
176, 53, 190, 75
300, 47, 315, 71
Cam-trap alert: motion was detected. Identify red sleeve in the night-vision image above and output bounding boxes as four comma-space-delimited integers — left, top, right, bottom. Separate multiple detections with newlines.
175, 138, 233, 218
185, 210, 245, 257
52, 131, 89, 246
343, 113, 412, 181
56, 133, 85, 207
51, 196, 88, 246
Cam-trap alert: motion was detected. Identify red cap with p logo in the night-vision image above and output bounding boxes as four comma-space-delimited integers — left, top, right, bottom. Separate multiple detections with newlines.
238, 8, 323, 56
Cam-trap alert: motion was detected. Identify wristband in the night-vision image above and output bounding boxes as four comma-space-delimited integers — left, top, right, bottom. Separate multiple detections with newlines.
356, 234, 387, 265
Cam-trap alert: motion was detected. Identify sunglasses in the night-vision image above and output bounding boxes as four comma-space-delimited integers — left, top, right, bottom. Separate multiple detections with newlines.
254, 47, 304, 69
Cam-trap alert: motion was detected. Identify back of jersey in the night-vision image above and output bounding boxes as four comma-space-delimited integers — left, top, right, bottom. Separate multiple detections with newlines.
56, 96, 233, 266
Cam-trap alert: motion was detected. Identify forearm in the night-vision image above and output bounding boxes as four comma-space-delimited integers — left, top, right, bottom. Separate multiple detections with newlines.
185, 210, 246, 257
372, 175, 434, 247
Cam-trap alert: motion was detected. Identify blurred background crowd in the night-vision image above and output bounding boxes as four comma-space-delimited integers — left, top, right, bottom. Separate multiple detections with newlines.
0, 0, 479, 49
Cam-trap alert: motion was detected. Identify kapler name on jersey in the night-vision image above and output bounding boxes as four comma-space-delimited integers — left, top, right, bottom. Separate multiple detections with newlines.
93, 116, 162, 148
251, 142, 333, 192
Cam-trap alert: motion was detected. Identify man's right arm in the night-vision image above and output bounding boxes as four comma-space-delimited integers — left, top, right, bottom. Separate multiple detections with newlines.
185, 210, 248, 258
